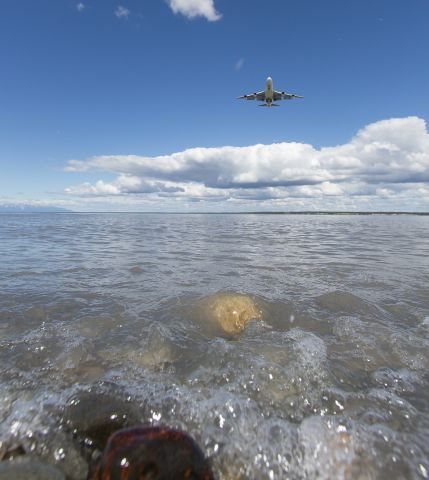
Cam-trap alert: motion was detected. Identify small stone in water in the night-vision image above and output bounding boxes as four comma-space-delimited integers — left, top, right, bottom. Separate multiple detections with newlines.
129, 266, 143, 274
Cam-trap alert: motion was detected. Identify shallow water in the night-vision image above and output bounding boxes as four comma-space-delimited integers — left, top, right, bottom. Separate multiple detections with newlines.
0, 213, 428, 479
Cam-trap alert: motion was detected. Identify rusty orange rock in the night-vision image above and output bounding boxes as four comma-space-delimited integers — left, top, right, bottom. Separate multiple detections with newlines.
89, 426, 214, 480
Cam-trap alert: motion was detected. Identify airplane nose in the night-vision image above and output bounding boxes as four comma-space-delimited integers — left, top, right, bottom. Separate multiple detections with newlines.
267, 76, 272, 81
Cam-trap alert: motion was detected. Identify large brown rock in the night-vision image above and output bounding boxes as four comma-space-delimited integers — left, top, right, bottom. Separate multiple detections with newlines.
89, 426, 214, 480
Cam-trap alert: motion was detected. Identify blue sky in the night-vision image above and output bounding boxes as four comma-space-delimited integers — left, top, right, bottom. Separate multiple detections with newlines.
1, 0, 428, 211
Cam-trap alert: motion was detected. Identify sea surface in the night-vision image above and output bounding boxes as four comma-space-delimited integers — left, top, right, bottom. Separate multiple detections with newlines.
0, 213, 428, 479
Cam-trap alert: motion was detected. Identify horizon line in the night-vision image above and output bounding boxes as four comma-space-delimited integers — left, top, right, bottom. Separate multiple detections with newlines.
1, 211, 429, 215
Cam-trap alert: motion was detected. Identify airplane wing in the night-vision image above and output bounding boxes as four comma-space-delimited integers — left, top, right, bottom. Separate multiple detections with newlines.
237, 91, 265, 101
273, 91, 303, 101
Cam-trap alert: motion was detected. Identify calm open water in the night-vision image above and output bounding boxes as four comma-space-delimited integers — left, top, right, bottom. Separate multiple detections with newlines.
0, 213, 428, 479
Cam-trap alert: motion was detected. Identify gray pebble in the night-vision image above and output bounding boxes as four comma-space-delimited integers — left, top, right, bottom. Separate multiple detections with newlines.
0, 458, 65, 480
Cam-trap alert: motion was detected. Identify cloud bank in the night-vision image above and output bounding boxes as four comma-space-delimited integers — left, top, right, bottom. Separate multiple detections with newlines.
167, 0, 221, 21
64, 117, 429, 211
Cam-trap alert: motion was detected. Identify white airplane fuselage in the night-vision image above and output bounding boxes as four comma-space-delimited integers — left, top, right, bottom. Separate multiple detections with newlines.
238, 76, 302, 107
264, 77, 274, 105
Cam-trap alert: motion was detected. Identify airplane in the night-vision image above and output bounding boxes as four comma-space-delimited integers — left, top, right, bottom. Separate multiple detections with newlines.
238, 76, 303, 107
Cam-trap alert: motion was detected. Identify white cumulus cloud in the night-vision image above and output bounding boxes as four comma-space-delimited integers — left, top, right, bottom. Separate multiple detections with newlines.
115, 5, 130, 19
64, 117, 429, 211
167, 0, 221, 21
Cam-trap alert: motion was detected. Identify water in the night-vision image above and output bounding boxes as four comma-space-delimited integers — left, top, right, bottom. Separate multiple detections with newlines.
0, 213, 428, 479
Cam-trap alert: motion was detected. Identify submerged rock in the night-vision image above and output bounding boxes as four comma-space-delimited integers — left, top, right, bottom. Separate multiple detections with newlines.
316, 291, 371, 315
129, 266, 143, 274
96, 323, 175, 373
196, 293, 263, 335
90, 426, 214, 480
62, 391, 141, 451
0, 458, 65, 480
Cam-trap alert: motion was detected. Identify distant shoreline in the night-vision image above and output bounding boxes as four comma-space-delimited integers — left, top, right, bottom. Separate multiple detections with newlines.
1, 211, 428, 216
